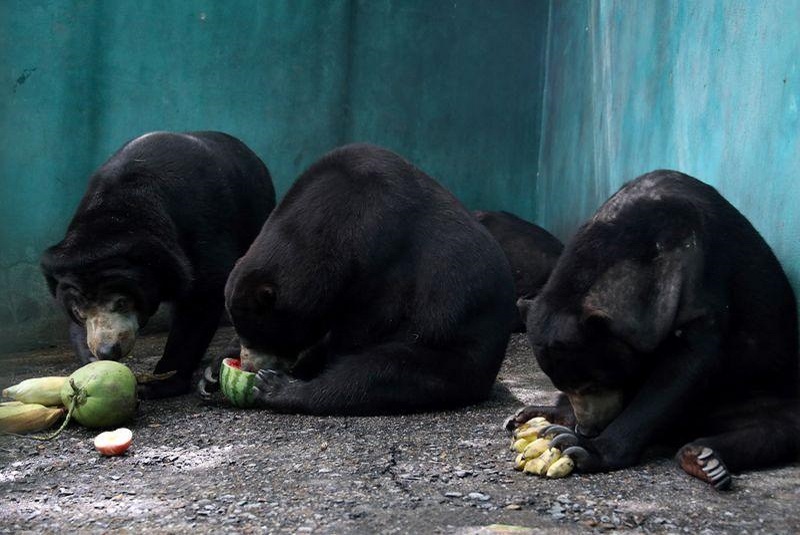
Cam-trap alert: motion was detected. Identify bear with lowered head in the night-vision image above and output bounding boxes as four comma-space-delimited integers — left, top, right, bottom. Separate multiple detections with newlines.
474, 210, 563, 332
41, 131, 276, 398
507, 170, 799, 490
223, 143, 517, 415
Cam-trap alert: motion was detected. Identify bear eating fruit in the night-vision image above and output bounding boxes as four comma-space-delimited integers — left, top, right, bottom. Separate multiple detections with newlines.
506, 170, 800, 490
221, 143, 517, 415
41, 131, 276, 399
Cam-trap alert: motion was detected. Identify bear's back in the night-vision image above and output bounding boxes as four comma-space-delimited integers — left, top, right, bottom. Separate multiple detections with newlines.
262, 144, 515, 341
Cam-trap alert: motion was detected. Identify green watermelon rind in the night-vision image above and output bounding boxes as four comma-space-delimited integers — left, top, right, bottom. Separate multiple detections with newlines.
219, 358, 256, 408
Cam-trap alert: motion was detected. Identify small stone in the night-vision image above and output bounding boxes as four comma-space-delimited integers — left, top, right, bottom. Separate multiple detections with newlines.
455, 470, 470, 478
505, 504, 522, 510
466, 492, 490, 501
445, 492, 462, 498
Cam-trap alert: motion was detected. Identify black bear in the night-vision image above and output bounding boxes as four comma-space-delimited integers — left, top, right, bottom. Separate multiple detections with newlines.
41, 131, 276, 398
506, 170, 799, 489
223, 143, 516, 415
474, 210, 563, 331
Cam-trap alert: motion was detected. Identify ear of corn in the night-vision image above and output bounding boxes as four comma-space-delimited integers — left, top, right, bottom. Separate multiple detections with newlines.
3, 377, 68, 406
0, 403, 66, 434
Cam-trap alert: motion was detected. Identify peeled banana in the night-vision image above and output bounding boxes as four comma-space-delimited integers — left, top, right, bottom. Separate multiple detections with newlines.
524, 447, 562, 475
508, 417, 574, 479
3, 376, 68, 406
522, 437, 552, 459
0, 403, 66, 434
511, 438, 529, 452
545, 455, 575, 478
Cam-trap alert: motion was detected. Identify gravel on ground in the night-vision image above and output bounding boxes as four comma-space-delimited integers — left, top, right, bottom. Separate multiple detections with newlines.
1, 328, 799, 534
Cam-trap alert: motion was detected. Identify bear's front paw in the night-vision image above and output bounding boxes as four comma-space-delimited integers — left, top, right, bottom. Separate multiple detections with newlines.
539, 425, 614, 473
252, 369, 301, 411
196, 365, 220, 401
504, 404, 577, 434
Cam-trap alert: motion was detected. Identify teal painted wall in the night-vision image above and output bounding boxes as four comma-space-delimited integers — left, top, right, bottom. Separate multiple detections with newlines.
535, 0, 800, 298
0, 0, 545, 352
5, 0, 797, 354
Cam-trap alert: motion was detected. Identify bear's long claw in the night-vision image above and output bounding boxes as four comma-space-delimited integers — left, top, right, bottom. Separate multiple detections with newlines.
203, 365, 218, 385
541, 424, 575, 438
697, 447, 714, 461
562, 446, 590, 464
551, 432, 579, 449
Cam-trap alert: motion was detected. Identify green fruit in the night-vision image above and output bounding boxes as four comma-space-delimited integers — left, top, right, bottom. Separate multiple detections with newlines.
219, 358, 256, 408
60, 361, 138, 428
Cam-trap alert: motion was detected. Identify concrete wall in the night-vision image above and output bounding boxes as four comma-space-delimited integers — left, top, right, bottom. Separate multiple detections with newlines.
3, 0, 797, 354
535, 0, 800, 299
0, 0, 545, 352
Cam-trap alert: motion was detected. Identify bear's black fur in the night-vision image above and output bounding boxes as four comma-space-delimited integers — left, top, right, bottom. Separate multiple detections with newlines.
41, 131, 276, 398
224, 143, 516, 415
474, 210, 563, 331
508, 170, 799, 489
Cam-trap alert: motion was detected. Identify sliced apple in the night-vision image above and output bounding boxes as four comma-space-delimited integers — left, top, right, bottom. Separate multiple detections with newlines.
94, 427, 133, 456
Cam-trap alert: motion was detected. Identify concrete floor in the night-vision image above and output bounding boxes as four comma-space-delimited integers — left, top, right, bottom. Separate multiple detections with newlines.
1, 328, 799, 534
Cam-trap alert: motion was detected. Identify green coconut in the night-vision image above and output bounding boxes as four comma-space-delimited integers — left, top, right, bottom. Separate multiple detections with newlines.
219, 358, 257, 408
60, 360, 138, 428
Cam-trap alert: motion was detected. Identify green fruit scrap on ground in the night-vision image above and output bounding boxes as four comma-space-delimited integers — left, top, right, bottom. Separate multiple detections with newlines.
61, 361, 138, 428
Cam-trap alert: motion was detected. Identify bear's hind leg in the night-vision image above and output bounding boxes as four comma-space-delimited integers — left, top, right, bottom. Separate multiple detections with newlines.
252, 341, 499, 415
677, 399, 800, 490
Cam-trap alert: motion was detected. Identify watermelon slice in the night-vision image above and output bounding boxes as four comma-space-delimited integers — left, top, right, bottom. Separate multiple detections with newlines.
219, 358, 257, 408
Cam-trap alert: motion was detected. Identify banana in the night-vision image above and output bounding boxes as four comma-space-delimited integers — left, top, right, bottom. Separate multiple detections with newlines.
3, 376, 68, 406
0, 403, 66, 434
513, 426, 541, 441
523, 416, 549, 427
524, 447, 561, 476
511, 438, 530, 453
545, 455, 575, 478
509, 416, 575, 479
514, 452, 527, 471
522, 437, 552, 459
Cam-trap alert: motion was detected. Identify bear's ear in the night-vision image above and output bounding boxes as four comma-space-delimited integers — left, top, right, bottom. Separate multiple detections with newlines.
583, 247, 692, 353
255, 284, 276, 309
